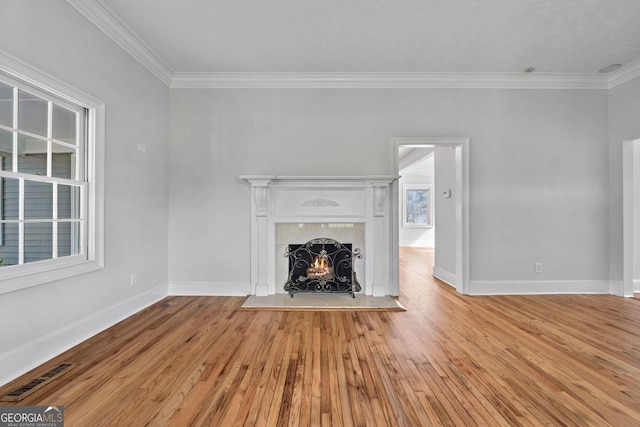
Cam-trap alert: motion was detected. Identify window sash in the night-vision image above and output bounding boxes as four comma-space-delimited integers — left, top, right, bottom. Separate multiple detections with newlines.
0, 178, 87, 265
0, 79, 85, 182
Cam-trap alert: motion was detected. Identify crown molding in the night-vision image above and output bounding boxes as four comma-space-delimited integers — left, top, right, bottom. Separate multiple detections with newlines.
67, 1, 639, 91
170, 71, 608, 90
607, 58, 640, 89
65, 0, 173, 86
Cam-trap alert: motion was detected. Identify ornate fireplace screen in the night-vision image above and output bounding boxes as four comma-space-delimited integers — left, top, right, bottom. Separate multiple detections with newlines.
284, 238, 362, 297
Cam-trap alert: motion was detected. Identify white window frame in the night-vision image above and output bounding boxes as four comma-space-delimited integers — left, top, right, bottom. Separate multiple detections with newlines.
0, 49, 104, 294
402, 183, 433, 228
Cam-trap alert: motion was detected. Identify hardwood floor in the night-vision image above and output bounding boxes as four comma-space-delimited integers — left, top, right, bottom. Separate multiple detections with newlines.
2, 247, 640, 426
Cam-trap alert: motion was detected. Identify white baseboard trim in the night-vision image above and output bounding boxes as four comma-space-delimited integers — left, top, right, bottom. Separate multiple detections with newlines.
0, 283, 167, 387
610, 280, 625, 296
432, 266, 456, 288
169, 281, 250, 296
469, 280, 611, 296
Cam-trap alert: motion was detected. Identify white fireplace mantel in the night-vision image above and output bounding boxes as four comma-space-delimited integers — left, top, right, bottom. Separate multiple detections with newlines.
240, 175, 399, 296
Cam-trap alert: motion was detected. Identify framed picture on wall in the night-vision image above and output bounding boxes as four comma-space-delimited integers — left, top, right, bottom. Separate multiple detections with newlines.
402, 184, 432, 228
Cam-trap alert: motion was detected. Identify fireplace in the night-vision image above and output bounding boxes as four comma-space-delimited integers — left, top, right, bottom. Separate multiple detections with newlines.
285, 238, 362, 297
241, 175, 398, 297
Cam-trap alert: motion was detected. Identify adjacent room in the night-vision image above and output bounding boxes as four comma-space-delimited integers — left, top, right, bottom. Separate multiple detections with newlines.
1, 0, 639, 425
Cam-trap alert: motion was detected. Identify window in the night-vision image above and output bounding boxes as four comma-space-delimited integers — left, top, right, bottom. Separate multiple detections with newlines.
0, 52, 104, 294
402, 184, 432, 228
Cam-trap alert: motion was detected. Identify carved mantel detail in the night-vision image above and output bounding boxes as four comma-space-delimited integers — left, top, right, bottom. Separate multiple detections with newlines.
301, 198, 340, 207
373, 186, 386, 217
254, 186, 268, 217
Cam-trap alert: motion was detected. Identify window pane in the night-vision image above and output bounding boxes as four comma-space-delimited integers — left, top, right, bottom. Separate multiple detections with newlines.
24, 222, 52, 263
0, 128, 12, 160
57, 184, 80, 219
1, 177, 19, 220
58, 221, 80, 257
24, 180, 53, 219
18, 90, 48, 137
0, 223, 19, 266
17, 135, 47, 175
52, 104, 76, 145
0, 82, 13, 128
406, 189, 429, 225
52, 143, 76, 179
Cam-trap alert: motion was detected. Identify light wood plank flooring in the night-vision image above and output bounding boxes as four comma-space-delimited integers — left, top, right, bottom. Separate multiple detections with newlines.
1, 247, 640, 426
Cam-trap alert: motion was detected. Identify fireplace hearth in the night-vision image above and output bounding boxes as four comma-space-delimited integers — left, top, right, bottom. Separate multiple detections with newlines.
284, 238, 361, 297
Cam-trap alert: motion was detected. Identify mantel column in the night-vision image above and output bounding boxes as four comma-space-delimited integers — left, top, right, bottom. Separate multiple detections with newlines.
371, 182, 389, 297
242, 177, 273, 296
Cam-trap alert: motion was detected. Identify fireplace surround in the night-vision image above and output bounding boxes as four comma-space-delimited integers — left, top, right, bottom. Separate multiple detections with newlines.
241, 175, 398, 297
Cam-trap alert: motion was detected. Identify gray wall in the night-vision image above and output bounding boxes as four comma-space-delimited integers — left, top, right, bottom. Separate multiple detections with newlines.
169, 88, 610, 288
0, 1, 170, 385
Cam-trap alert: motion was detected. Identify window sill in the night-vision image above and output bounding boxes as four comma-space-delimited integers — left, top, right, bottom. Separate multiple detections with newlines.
0, 257, 104, 294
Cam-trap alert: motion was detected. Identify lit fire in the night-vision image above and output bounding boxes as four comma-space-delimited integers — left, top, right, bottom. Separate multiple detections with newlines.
312, 256, 328, 271
306, 256, 333, 280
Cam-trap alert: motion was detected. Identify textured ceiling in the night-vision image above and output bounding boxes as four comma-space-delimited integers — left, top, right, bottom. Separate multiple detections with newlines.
100, 0, 640, 75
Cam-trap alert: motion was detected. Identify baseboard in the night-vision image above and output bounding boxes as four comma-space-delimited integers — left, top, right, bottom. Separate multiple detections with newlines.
610, 280, 640, 297
609, 280, 627, 296
469, 280, 611, 296
0, 283, 167, 387
432, 266, 456, 288
168, 281, 250, 296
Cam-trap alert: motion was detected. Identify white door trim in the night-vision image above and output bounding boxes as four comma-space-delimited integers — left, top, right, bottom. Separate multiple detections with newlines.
622, 138, 639, 297
391, 137, 470, 295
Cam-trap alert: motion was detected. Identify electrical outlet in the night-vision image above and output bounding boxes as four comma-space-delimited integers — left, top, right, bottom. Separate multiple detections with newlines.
534, 262, 543, 273
130, 272, 137, 286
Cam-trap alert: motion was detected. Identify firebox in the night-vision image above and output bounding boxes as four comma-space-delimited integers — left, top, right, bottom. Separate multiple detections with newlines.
284, 238, 362, 297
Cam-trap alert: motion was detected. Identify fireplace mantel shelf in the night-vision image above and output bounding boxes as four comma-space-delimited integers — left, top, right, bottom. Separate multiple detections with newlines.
240, 175, 399, 183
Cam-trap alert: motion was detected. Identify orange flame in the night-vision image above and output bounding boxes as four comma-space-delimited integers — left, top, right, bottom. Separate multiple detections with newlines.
312, 257, 328, 270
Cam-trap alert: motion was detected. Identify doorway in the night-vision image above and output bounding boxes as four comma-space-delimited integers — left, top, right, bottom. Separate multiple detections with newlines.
390, 137, 469, 296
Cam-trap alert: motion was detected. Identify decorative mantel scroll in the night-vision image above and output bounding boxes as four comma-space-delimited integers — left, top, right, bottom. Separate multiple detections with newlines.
301, 198, 340, 207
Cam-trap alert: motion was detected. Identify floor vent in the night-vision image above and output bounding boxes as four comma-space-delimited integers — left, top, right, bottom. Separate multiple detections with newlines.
1, 363, 75, 402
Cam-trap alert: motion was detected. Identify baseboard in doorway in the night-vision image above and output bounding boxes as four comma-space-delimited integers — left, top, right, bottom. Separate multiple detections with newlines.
432, 266, 456, 287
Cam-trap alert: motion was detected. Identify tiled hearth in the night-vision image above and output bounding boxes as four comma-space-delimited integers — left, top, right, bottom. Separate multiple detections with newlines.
241, 176, 398, 297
